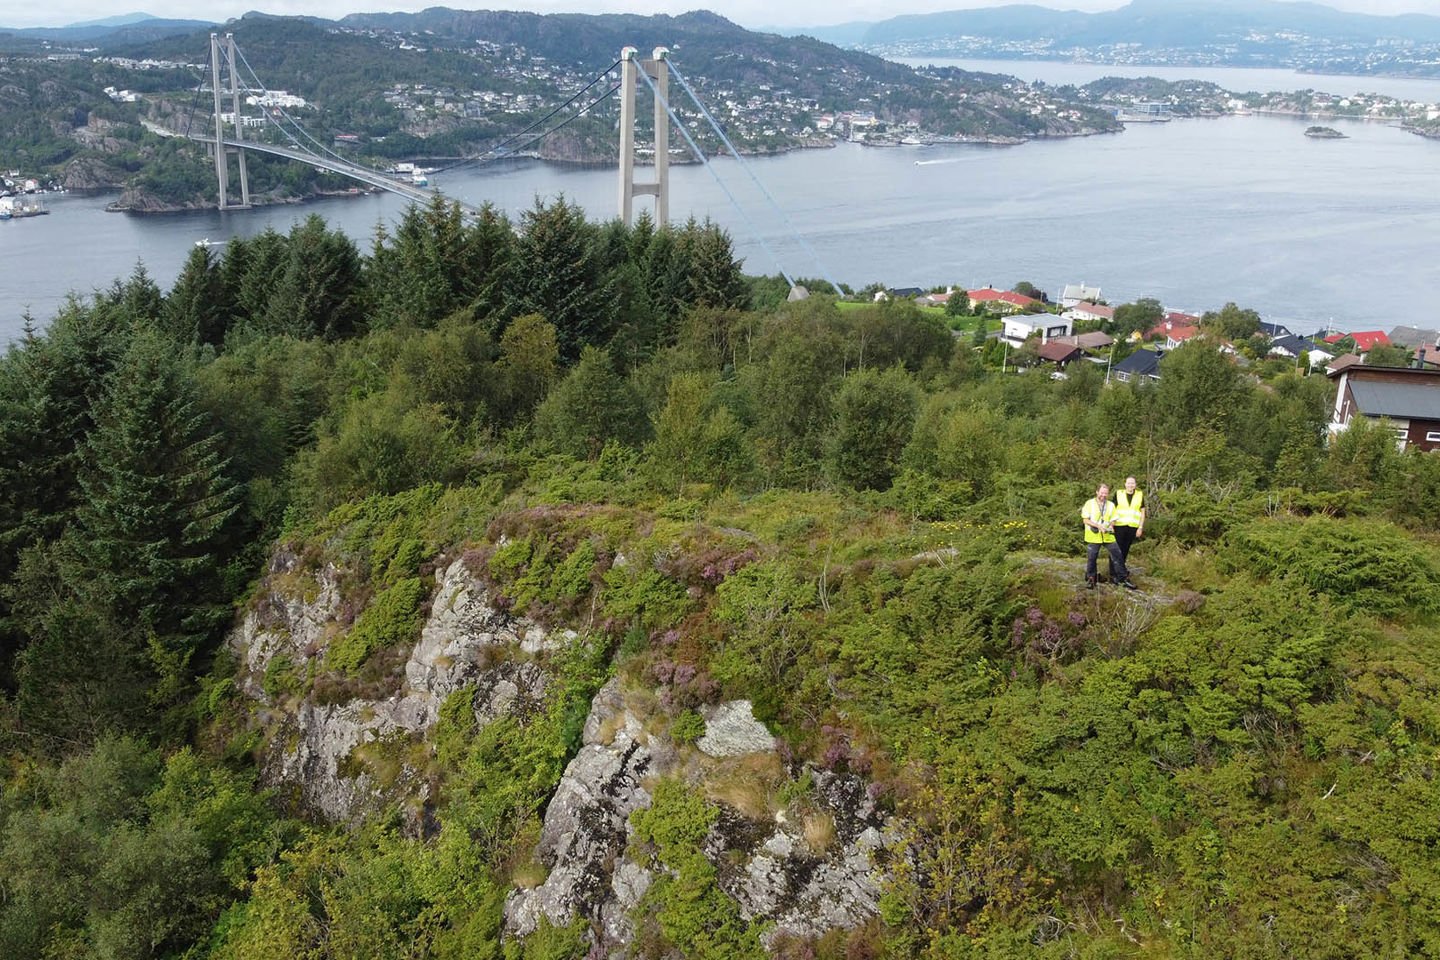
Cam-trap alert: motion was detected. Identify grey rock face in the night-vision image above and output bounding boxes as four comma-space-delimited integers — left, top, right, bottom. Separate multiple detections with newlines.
697, 700, 777, 757
505, 684, 894, 953
231, 547, 343, 700
231, 556, 555, 824
232, 547, 895, 950
506, 678, 678, 942
722, 770, 892, 944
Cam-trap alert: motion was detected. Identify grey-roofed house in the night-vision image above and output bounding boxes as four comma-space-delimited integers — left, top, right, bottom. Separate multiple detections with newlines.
1112, 348, 1162, 384
1388, 325, 1440, 349
1328, 365, 1440, 452
1059, 282, 1101, 308
1052, 331, 1115, 354
1269, 334, 1332, 367
1258, 320, 1293, 339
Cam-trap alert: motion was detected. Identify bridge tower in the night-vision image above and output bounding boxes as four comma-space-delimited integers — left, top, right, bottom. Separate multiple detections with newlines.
209, 32, 251, 210
617, 46, 670, 227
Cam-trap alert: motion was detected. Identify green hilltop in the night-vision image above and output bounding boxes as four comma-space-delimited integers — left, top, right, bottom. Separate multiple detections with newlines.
0, 201, 1438, 957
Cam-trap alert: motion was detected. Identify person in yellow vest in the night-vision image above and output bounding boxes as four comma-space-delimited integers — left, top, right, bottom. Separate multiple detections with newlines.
1081, 482, 1132, 589
1112, 476, 1146, 585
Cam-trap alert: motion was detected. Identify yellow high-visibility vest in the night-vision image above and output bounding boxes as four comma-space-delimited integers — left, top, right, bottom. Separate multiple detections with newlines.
1081, 498, 1116, 543
1114, 489, 1145, 527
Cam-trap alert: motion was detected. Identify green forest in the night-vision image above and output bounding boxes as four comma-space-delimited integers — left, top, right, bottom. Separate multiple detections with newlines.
1, 197, 1438, 959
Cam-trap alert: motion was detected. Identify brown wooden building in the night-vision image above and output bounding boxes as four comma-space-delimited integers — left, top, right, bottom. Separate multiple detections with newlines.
1328, 364, 1440, 452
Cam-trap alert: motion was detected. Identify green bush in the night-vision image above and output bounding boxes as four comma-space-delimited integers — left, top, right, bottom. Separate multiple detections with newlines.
327, 576, 430, 674
630, 779, 767, 959
1223, 516, 1440, 617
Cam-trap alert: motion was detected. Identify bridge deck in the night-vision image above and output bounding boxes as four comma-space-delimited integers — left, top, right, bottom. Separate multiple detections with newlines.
194, 135, 482, 214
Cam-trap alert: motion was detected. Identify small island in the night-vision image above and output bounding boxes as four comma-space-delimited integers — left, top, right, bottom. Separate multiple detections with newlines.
1305, 125, 1348, 139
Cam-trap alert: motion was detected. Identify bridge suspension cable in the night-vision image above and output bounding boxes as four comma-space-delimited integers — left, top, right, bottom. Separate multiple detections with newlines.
232, 39, 625, 193
634, 62, 795, 289
232, 43, 369, 172
667, 62, 842, 294
431, 60, 622, 176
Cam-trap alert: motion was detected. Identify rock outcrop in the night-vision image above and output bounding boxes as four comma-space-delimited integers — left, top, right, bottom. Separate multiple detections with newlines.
506, 679, 895, 953
230, 553, 559, 824
231, 544, 896, 951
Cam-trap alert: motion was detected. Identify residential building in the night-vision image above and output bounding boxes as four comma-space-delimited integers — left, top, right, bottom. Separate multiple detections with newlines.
1112, 348, 1163, 383
1269, 334, 1332, 368
1146, 319, 1202, 350
1036, 340, 1082, 368
1063, 301, 1114, 324
1325, 353, 1362, 376
1328, 364, 1440, 452
968, 287, 1043, 314
1388, 325, 1440, 349
1323, 330, 1392, 353
1002, 313, 1072, 347
1050, 331, 1115, 355
1258, 319, 1293, 339
1059, 282, 1101, 308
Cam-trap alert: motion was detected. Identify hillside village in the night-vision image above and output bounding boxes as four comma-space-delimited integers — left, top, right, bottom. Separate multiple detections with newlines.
877, 279, 1440, 453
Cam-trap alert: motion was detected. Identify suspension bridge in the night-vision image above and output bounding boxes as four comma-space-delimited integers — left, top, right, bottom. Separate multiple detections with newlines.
187, 32, 837, 291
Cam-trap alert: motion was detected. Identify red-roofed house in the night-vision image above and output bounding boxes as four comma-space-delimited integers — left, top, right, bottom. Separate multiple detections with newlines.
1323, 330, 1392, 352
1146, 319, 1202, 349
968, 287, 1042, 314
1165, 311, 1200, 326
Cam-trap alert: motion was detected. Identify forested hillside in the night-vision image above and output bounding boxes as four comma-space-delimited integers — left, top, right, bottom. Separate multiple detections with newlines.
1, 198, 1438, 958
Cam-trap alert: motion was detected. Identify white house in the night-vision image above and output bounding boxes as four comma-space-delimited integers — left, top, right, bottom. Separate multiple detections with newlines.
1062, 301, 1114, 325
1059, 282, 1101, 308
1002, 313, 1072, 348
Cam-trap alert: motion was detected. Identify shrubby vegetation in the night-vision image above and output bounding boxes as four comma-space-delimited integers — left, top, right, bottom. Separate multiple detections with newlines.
2, 197, 1439, 958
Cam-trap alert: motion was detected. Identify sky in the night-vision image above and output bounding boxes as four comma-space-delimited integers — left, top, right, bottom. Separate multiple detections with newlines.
7, 0, 1440, 32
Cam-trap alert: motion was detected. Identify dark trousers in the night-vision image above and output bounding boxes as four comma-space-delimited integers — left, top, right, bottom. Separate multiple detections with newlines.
1113, 525, 1138, 569
1086, 541, 1125, 582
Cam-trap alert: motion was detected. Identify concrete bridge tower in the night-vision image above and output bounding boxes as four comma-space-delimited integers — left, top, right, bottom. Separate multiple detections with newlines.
209, 32, 251, 210
617, 46, 670, 226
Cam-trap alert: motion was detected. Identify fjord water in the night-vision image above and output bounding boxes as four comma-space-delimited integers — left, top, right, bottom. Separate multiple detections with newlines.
3, 85, 1439, 342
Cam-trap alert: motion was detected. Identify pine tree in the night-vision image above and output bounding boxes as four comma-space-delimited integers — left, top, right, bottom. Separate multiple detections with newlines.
63, 333, 241, 711
510, 197, 617, 361
264, 215, 364, 340
163, 246, 227, 346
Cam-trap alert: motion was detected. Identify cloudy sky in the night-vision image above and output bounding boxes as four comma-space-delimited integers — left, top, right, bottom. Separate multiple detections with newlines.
7, 0, 1440, 31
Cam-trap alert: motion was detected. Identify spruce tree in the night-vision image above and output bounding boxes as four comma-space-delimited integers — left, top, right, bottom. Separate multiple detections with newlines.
0, 309, 126, 687
510, 197, 617, 361
264, 215, 364, 340
63, 333, 241, 712
163, 246, 227, 346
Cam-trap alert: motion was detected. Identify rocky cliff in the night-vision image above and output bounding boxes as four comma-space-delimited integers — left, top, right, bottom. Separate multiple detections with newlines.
226, 540, 897, 953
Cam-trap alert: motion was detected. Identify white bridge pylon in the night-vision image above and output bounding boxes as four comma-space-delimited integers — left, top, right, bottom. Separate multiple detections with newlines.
617, 46, 670, 227
209, 32, 251, 210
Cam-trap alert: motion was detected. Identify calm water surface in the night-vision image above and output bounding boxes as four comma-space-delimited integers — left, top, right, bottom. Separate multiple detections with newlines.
3, 102, 1438, 341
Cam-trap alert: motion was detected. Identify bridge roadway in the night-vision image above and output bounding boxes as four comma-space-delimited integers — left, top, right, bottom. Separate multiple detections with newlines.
193, 135, 481, 213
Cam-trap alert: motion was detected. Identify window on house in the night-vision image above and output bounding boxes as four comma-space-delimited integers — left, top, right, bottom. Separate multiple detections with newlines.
1427, 431, 1440, 443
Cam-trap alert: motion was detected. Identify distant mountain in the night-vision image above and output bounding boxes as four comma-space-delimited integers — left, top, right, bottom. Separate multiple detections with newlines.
65, 12, 160, 28
0, 14, 214, 44
790, 0, 1440, 51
